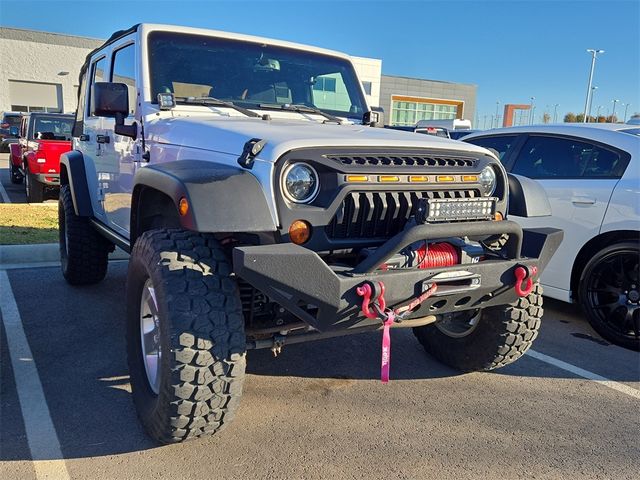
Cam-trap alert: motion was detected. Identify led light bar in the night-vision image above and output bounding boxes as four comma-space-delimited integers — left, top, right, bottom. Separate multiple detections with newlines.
427, 197, 498, 222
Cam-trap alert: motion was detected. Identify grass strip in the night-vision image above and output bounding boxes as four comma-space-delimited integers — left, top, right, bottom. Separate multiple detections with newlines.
0, 203, 58, 244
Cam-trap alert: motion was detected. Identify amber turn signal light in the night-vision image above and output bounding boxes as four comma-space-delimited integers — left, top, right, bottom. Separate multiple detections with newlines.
494, 212, 504, 221
178, 197, 189, 216
409, 175, 429, 182
345, 175, 368, 182
436, 175, 455, 182
378, 175, 400, 182
289, 220, 311, 245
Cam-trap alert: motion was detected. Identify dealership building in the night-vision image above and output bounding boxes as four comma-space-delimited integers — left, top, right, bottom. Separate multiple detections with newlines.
0, 27, 476, 126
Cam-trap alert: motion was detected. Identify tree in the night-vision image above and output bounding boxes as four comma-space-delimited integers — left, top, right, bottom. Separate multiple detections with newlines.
576, 113, 585, 123
564, 112, 577, 123
542, 112, 551, 124
605, 115, 618, 123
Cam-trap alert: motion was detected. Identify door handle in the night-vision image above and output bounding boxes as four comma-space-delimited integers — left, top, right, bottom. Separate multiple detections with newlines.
571, 196, 596, 205
79, 134, 90, 141
96, 135, 110, 144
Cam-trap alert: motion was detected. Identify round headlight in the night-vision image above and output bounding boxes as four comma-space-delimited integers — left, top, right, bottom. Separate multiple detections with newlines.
479, 166, 497, 196
283, 163, 319, 203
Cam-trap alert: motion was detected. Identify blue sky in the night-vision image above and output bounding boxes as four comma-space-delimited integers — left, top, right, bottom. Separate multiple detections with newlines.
1, 0, 638, 122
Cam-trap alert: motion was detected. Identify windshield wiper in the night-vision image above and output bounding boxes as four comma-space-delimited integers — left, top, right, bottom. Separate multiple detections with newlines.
259, 103, 343, 124
175, 96, 260, 118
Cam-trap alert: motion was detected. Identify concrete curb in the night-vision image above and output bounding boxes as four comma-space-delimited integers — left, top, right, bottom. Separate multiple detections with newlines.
0, 243, 129, 269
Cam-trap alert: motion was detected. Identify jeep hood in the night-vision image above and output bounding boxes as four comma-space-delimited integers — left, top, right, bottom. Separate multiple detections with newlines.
147, 115, 491, 162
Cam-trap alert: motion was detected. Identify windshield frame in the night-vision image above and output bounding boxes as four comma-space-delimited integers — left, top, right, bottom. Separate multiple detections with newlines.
146, 30, 368, 120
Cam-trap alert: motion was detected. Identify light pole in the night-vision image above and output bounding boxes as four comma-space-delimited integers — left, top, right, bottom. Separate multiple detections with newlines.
596, 105, 603, 120
494, 101, 500, 128
611, 99, 619, 122
529, 97, 535, 125
621, 103, 631, 122
583, 49, 605, 123
553, 104, 559, 123
587, 85, 598, 122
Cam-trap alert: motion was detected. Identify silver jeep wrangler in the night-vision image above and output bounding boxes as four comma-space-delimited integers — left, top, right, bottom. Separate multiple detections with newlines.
59, 23, 562, 444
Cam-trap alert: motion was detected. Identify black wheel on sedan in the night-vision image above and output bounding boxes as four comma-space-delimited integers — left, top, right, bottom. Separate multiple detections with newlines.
578, 242, 640, 351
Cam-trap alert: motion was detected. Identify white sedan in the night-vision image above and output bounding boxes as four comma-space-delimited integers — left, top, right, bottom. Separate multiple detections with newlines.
464, 124, 639, 350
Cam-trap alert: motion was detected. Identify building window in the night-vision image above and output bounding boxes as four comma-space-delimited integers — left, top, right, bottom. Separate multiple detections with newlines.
313, 76, 337, 92
11, 105, 60, 113
391, 99, 459, 126
362, 81, 372, 96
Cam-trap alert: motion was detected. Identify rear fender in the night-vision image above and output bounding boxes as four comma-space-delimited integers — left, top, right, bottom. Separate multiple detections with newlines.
9, 143, 22, 167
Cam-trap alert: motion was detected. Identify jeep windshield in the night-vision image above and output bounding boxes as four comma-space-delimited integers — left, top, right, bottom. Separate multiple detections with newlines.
147, 31, 367, 120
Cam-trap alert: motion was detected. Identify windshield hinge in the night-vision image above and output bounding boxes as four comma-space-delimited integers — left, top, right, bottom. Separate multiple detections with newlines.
237, 138, 267, 169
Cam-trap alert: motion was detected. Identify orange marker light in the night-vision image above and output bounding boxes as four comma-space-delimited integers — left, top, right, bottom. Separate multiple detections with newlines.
409, 175, 429, 182
462, 175, 479, 182
436, 175, 455, 182
494, 212, 504, 221
289, 220, 311, 245
178, 197, 189, 216
345, 175, 368, 182
378, 175, 400, 182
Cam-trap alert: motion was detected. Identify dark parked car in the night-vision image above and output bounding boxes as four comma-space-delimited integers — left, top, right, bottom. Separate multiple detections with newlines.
0, 111, 22, 152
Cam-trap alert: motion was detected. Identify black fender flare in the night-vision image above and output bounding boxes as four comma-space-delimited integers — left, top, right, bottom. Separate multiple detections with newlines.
507, 173, 552, 217
59, 150, 93, 217
132, 160, 277, 236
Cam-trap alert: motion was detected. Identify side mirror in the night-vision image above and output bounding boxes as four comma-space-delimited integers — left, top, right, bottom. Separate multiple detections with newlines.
92, 82, 129, 117
92, 82, 137, 139
9, 126, 19, 137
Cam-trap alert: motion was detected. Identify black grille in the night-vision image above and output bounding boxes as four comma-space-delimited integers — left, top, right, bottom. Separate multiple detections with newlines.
326, 190, 479, 239
326, 154, 477, 168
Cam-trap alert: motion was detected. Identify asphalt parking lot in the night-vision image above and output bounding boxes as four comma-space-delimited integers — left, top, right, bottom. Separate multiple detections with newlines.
0, 154, 639, 480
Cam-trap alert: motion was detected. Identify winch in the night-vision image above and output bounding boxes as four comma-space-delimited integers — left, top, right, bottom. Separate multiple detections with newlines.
361, 238, 485, 271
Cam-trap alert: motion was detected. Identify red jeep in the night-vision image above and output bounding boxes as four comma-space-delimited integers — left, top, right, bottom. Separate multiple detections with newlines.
10, 113, 74, 202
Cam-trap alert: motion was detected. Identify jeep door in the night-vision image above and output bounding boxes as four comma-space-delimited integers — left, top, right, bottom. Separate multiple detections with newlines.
99, 39, 140, 236
81, 54, 109, 223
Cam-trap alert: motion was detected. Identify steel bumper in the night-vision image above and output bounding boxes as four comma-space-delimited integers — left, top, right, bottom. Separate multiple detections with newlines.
35, 173, 60, 186
233, 221, 563, 332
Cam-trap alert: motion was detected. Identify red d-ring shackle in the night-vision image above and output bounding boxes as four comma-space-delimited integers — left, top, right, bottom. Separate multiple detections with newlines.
356, 281, 386, 319
514, 265, 538, 297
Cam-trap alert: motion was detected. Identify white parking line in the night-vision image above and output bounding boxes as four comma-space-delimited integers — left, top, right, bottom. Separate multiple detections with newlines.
0, 270, 71, 480
0, 177, 11, 203
527, 349, 640, 400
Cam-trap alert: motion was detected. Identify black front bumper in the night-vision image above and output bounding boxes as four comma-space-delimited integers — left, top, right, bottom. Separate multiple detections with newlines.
233, 220, 563, 333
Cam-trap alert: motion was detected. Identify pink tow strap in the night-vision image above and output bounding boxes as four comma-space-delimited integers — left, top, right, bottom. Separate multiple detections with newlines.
356, 281, 438, 383
381, 311, 394, 384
